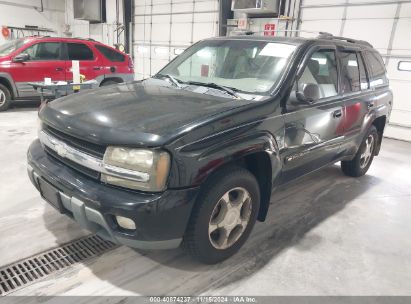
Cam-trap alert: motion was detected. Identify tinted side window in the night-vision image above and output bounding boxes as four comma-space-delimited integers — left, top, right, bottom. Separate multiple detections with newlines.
95, 45, 125, 62
299, 50, 338, 99
340, 51, 360, 93
365, 51, 388, 87
67, 43, 94, 60
24, 42, 61, 61
358, 53, 369, 90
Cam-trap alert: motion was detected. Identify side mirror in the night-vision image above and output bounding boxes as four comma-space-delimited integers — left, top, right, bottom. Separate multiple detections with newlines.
296, 83, 320, 104
13, 53, 30, 63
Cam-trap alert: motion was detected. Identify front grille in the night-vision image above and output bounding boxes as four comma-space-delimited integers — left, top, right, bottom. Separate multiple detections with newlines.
0, 235, 117, 295
45, 146, 100, 180
43, 124, 106, 158
42, 124, 106, 180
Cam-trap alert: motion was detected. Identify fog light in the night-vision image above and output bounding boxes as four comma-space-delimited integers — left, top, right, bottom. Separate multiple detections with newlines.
115, 216, 136, 230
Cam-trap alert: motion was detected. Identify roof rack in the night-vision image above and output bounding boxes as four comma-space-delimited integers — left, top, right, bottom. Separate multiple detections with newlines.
230, 29, 332, 36
229, 30, 373, 47
317, 33, 373, 47
72, 37, 96, 41
27, 36, 97, 42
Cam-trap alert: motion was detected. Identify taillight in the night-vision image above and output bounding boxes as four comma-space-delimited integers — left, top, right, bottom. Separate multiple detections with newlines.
128, 57, 134, 69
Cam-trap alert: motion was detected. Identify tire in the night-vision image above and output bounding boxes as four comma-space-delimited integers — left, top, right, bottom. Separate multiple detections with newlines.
341, 125, 378, 177
100, 80, 120, 87
183, 166, 260, 264
0, 84, 12, 112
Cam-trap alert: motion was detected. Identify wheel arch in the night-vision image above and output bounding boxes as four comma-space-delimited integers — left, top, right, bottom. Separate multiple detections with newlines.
242, 151, 273, 221
0, 74, 17, 99
182, 131, 281, 222
100, 77, 124, 86
372, 115, 386, 155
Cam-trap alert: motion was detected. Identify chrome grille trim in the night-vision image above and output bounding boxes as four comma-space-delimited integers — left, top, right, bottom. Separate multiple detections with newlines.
39, 130, 150, 183
43, 124, 106, 157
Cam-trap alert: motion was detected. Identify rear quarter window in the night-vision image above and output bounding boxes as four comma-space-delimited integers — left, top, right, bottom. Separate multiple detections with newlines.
358, 52, 369, 90
95, 45, 125, 62
365, 51, 388, 87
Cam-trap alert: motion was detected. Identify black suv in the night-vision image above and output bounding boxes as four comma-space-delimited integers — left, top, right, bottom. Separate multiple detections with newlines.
27, 33, 392, 264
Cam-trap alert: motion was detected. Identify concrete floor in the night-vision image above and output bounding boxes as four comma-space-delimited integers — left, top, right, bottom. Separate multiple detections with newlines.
1, 103, 411, 296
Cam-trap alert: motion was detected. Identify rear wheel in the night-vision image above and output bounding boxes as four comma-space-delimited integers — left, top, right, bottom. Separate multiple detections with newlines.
0, 84, 12, 112
341, 125, 378, 177
183, 166, 260, 264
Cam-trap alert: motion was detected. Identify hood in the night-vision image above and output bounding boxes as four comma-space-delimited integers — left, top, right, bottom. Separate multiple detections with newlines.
0, 55, 11, 64
40, 80, 252, 147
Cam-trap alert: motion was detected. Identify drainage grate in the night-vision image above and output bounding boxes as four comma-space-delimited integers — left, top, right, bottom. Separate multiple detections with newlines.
0, 234, 118, 295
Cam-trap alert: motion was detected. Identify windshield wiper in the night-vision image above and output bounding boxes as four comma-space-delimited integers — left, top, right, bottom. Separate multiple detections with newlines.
156, 74, 182, 88
184, 81, 241, 99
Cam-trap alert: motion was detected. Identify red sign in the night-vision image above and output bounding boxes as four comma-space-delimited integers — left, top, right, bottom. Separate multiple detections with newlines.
201, 64, 209, 77
264, 24, 276, 36
2, 26, 10, 39
238, 18, 248, 30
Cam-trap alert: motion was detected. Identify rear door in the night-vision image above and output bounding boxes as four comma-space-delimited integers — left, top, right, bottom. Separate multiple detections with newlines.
280, 46, 345, 184
338, 48, 375, 156
64, 42, 104, 82
10, 41, 65, 97
363, 50, 391, 112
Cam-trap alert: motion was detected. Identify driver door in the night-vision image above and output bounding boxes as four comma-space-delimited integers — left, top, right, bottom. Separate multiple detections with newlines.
279, 46, 345, 184
10, 41, 65, 97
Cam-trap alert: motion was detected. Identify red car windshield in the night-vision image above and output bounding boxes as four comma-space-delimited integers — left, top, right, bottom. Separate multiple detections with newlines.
0, 38, 28, 57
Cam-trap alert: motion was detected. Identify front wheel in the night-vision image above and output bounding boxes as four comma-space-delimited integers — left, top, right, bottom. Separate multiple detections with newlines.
0, 84, 12, 112
183, 166, 260, 264
341, 125, 378, 177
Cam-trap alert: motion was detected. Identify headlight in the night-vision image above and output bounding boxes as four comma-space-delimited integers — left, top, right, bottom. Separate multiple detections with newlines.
101, 147, 170, 192
37, 118, 46, 140
37, 117, 43, 133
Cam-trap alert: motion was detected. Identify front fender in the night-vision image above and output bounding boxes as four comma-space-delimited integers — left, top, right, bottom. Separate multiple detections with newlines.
0, 72, 18, 98
167, 126, 282, 190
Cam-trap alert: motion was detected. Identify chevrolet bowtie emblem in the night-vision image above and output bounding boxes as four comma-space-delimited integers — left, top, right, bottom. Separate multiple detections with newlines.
55, 143, 68, 157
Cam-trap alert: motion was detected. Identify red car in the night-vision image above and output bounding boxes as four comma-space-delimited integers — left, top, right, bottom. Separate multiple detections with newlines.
0, 36, 134, 111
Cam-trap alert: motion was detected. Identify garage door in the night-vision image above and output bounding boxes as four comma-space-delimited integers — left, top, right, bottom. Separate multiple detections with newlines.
299, 0, 411, 142
133, 0, 219, 80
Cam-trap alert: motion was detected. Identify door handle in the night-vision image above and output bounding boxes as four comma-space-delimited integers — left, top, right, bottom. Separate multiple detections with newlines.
333, 109, 342, 118
55, 67, 63, 72
93, 66, 101, 70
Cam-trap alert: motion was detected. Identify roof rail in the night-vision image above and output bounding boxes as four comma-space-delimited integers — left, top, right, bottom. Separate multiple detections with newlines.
228, 30, 373, 47
72, 37, 96, 41
317, 33, 373, 47
230, 29, 333, 37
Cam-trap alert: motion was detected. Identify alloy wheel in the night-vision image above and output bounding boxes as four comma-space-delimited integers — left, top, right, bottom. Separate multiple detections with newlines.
208, 187, 252, 250
360, 134, 374, 169
0, 89, 6, 107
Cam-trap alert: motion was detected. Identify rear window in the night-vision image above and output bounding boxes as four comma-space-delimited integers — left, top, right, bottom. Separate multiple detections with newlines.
67, 43, 94, 61
95, 45, 125, 62
365, 51, 388, 87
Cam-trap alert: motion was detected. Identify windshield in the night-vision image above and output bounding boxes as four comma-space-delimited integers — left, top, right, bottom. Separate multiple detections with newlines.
158, 39, 297, 94
0, 39, 27, 57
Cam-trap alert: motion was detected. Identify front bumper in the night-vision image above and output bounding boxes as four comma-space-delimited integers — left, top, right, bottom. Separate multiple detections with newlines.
27, 139, 199, 250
